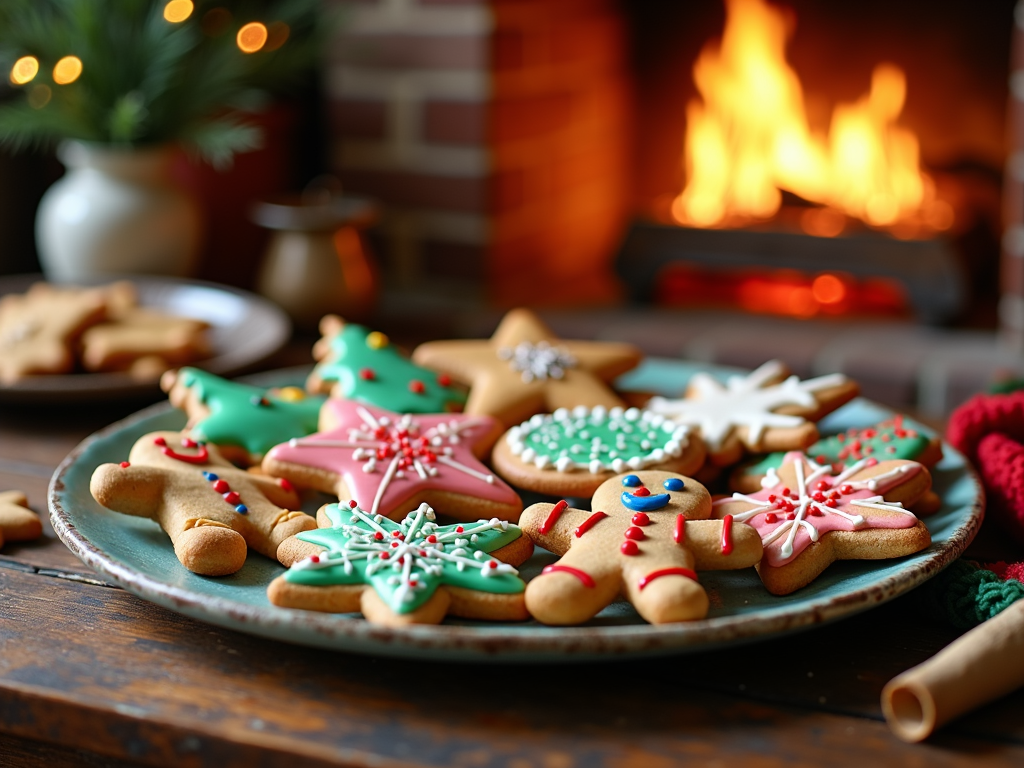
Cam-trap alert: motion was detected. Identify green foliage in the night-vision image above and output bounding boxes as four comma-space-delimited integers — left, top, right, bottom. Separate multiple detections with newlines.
0, 0, 323, 167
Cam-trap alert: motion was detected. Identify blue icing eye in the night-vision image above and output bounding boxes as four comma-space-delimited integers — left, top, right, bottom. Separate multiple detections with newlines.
622, 474, 642, 487
203, 472, 219, 481
663, 478, 685, 491
621, 491, 670, 512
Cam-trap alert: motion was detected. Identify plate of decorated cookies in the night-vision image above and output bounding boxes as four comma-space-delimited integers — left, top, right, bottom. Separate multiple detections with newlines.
49, 311, 983, 661
0, 274, 289, 402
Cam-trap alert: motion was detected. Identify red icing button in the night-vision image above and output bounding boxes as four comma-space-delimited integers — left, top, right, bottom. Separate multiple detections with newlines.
348, 499, 358, 508
787, 512, 796, 520
409, 380, 426, 394
223, 491, 241, 505
764, 512, 777, 523
437, 373, 452, 387
359, 368, 375, 381
310, 555, 319, 563
815, 480, 830, 490
212, 479, 229, 493
426, 535, 437, 543
373, 532, 384, 541
487, 561, 497, 569
119, 461, 130, 468
620, 540, 639, 556
624, 526, 645, 541
379, 552, 389, 560
633, 487, 651, 497
631, 512, 650, 526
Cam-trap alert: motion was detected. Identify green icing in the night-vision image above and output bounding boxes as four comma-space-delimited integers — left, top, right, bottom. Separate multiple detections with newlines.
286, 503, 524, 614
744, 417, 931, 477
507, 406, 689, 473
313, 324, 466, 414
180, 368, 324, 457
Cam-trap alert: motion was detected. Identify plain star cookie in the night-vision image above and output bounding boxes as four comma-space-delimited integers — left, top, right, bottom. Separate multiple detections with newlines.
520, 470, 762, 625
712, 452, 932, 595
306, 316, 467, 413
162, 367, 325, 466
269, 501, 532, 626
491, 405, 707, 498
411, 308, 642, 428
90, 431, 315, 576
645, 360, 859, 467
262, 400, 522, 523
0, 491, 43, 549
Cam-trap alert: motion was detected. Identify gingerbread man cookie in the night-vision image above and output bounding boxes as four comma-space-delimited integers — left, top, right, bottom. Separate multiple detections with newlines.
306, 316, 467, 414
412, 308, 643, 428
162, 367, 325, 466
270, 501, 533, 626
90, 431, 315, 576
263, 399, 522, 523
713, 452, 932, 595
520, 470, 762, 625
492, 406, 707, 498
0, 282, 112, 382
645, 360, 859, 467
0, 491, 43, 549
82, 309, 210, 379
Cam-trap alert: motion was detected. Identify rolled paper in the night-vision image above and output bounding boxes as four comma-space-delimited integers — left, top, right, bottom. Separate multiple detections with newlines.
881, 600, 1024, 742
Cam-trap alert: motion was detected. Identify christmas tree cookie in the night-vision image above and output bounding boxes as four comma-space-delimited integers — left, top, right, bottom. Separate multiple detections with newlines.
713, 452, 932, 595
270, 501, 532, 626
163, 367, 325, 465
306, 316, 466, 414
730, 416, 943, 494
645, 360, 859, 467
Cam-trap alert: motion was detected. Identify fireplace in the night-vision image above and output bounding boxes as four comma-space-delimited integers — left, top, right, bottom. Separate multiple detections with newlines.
325, 0, 1015, 342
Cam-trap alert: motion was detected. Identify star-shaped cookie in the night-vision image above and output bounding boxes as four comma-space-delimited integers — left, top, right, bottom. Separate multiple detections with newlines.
262, 400, 522, 522
712, 452, 932, 595
412, 308, 642, 428
0, 491, 43, 549
645, 360, 859, 467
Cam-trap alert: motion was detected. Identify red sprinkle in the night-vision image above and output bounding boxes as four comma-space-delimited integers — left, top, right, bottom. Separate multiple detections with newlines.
379, 552, 389, 560
840, 484, 854, 495
633, 487, 651, 497
373, 532, 384, 541
223, 492, 240, 505
825, 499, 837, 507
487, 561, 497, 569
310, 555, 320, 563
348, 499, 358, 508
409, 380, 426, 394
426, 534, 437, 543
815, 480, 831, 490
359, 368, 375, 381
279, 478, 294, 491
764, 512, 777, 523
437, 373, 452, 387
119, 461, 130, 468
866, 458, 879, 467
631, 512, 650, 526
787, 512, 796, 520
456, 525, 465, 533
212, 479, 229, 493
620, 540, 640, 556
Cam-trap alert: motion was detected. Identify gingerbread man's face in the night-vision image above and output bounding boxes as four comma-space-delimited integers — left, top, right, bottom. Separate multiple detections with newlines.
128, 431, 234, 470
520, 470, 761, 626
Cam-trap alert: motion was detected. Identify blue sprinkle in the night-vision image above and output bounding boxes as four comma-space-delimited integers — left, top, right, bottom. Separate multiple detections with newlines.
203, 472, 218, 481
622, 474, 642, 487
663, 478, 685, 491
235, 504, 248, 515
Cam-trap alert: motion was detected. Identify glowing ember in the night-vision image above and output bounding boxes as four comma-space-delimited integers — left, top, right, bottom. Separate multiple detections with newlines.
671, 0, 953, 236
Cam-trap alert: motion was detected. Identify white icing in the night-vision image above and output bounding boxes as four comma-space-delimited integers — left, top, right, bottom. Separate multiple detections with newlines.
496, 341, 576, 383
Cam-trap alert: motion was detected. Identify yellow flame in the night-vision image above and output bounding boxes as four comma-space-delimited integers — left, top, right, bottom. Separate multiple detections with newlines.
237, 22, 268, 53
163, 0, 194, 23
673, 0, 941, 234
10, 56, 39, 85
53, 56, 83, 85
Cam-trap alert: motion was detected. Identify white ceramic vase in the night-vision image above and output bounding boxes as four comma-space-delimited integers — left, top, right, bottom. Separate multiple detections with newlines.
36, 141, 202, 281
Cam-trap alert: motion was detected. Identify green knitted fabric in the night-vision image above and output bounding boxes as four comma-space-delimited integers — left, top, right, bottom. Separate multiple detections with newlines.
916, 561, 1024, 630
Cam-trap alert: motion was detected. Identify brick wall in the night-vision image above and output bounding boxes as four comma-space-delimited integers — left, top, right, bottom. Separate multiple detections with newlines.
325, 0, 631, 304
1002, 0, 1024, 349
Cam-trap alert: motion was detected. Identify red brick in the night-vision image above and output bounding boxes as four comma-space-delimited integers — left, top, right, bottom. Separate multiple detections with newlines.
491, 94, 574, 143
492, 168, 526, 212
421, 240, 487, 280
423, 101, 487, 145
329, 99, 388, 140
330, 34, 487, 69
1003, 247, 1024, 295
339, 169, 487, 212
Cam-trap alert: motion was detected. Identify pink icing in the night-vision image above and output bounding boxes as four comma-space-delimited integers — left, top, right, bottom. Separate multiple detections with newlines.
712, 451, 921, 567
266, 400, 518, 517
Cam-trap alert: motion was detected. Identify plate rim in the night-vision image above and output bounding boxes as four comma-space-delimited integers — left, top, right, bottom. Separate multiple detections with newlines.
47, 382, 985, 663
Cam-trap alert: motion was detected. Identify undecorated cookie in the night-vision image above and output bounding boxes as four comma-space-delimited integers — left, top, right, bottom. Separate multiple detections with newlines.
0, 491, 43, 549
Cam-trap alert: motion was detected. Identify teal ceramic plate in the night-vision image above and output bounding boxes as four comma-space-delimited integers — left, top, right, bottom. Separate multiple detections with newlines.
49, 361, 984, 662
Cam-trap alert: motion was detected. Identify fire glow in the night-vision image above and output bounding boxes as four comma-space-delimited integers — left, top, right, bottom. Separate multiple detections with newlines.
672, 0, 953, 237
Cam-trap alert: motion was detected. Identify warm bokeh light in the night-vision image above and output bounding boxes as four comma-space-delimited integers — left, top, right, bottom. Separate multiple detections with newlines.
28, 84, 51, 109
163, 0, 194, 23
800, 207, 845, 238
672, 0, 941, 234
237, 22, 268, 53
52, 56, 83, 85
811, 274, 847, 305
10, 56, 39, 85
265, 21, 290, 52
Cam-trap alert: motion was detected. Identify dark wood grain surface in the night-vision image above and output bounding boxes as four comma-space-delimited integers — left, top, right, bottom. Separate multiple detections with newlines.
2, 392, 1023, 767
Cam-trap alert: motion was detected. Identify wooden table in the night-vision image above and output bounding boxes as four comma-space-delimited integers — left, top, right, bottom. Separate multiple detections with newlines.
2, 397, 1024, 767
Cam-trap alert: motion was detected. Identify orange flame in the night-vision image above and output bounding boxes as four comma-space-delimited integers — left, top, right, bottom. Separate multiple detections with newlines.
671, 0, 951, 235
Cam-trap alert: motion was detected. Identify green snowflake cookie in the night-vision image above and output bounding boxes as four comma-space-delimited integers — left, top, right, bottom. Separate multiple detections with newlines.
312, 324, 466, 414
745, 416, 930, 478
505, 405, 691, 473
286, 502, 525, 614
178, 368, 324, 457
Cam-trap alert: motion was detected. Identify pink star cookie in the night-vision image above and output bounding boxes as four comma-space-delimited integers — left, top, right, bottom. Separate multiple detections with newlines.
262, 400, 523, 523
